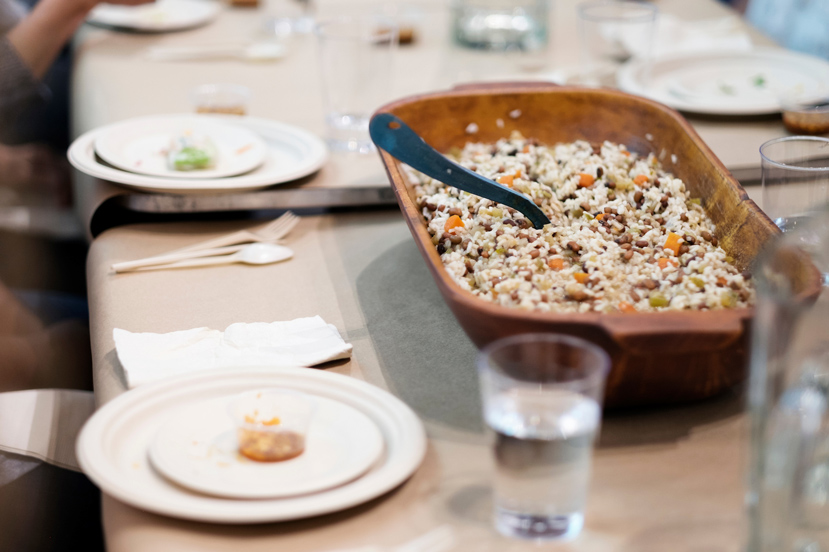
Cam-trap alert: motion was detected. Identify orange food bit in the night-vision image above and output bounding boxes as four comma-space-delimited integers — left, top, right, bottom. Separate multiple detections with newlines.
498, 174, 514, 187
663, 232, 681, 256
262, 417, 281, 426
622, 151, 631, 157
514, 170, 522, 178
633, 174, 649, 186
618, 301, 637, 313
657, 258, 669, 269
522, 145, 530, 153
717, 276, 728, 286
548, 258, 566, 271
595, 213, 604, 221
670, 258, 679, 267
444, 215, 465, 232
236, 143, 254, 155
578, 173, 595, 188
244, 415, 256, 424
574, 272, 589, 284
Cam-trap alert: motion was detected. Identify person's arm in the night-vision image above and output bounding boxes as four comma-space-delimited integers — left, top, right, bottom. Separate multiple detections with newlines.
6, 0, 150, 79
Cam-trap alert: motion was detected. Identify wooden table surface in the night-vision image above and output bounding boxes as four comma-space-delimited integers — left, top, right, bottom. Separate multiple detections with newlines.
75, 0, 788, 549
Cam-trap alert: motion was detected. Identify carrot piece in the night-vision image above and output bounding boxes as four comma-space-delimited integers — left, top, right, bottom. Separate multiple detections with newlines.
595, 213, 604, 221
514, 170, 522, 178
548, 258, 566, 271
717, 276, 728, 286
522, 145, 530, 153
670, 258, 679, 267
498, 174, 514, 187
634, 174, 649, 186
622, 151, 631, 157
578, 173, 595, 188
444, 215, 465, 232
658, 258, 669, 269
618, 301, 637, 313
574, 272, 589, 284
663, 232, 681, 256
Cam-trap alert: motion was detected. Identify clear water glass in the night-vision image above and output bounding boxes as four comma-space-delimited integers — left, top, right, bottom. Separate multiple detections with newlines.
315, 16, 397, 154
748, 210, 829, 552
761, 136, 829, 234
477, 333, 610, 541
576, 1, 657, 87
451, 0, 550, 52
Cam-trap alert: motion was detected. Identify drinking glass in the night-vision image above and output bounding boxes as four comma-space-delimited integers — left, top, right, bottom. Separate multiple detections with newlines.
477, 333, 610, 541
576, 1, 657, 87
451, 0, 550, 52
748, 209, 829, 552
315, 16, 398, 154
760, 136, 829, 234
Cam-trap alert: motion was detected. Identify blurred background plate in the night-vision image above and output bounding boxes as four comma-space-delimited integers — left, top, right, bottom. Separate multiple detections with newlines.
87, 0, 221, 33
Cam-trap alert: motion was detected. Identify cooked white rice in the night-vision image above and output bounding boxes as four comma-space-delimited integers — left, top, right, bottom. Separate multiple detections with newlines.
412, 132, 754, 313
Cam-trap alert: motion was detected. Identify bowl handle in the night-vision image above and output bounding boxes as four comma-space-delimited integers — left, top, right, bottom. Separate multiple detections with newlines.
599, 313, 745, 354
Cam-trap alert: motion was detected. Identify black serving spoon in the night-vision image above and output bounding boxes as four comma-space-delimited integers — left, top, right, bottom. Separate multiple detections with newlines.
369, 113, 551, 229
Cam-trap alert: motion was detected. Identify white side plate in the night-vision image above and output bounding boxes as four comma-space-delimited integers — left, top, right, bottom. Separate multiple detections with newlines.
617, 48, 829, 115
94, 116, 267, 179
68, 115, 328, 194
88, 0, 221, 33
148, 394, 384, 499
76, 367, 426, 524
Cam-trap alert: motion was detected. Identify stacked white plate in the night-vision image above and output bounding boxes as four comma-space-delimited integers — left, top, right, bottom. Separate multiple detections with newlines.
88, 0, 222, 33
68, 114, 328, 194
76, 367, 426, 523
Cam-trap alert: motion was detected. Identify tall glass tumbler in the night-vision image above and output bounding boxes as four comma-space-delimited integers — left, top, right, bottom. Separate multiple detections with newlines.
748, 209, 829, 552
477, 334, 610, 541
316, 16, 397, 154
761, 136, 829, 234
577, 1, 657, 87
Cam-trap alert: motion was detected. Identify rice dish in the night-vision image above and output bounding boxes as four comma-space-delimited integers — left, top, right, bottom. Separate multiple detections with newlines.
412, 132, 754, 313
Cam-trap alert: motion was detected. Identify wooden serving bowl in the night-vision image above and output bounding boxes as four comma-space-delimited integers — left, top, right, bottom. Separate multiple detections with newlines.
374, 83, 819, 408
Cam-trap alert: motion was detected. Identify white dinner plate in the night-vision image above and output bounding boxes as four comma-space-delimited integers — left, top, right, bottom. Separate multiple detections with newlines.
68, 115, 328, 194
88, 0, 221, 33
617, 48, 829, 115
76, 367, 426, 524
94, 116, 268, 179
148, 394, 384, 499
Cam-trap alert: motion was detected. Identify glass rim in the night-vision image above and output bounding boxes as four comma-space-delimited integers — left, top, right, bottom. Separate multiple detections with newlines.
477, 333, 611, 387
759, 135, 829, 172
577, 1, 658, 23
314, 14, 398, 40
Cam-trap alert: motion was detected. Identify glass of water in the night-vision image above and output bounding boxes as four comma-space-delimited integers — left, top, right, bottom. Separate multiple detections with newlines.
761, 136, 829, 234
477, 333, 610, 541
315, 16, 398, 154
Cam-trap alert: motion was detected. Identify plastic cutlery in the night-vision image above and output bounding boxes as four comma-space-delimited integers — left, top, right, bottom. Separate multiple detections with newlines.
167, 212, 299, 255
118, 243, 293, 272
146, 42, 286, 62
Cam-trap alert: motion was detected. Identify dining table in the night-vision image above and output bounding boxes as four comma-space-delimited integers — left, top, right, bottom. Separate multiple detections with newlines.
74, 0, 792, 549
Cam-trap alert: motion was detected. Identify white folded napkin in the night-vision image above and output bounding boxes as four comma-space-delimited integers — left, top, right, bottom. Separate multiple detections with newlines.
114, 316, 353, 388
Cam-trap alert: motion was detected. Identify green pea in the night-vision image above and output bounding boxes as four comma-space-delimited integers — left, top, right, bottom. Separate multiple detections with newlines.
649, 292, 669, 308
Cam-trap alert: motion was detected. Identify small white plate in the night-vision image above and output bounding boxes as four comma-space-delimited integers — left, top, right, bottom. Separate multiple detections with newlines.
68, 115, 328, 194
617, 48, 829, 115
94, 116, 268, 179
148, 394, 384, 499
88, 0, 221, 33
76, 367, 426, 524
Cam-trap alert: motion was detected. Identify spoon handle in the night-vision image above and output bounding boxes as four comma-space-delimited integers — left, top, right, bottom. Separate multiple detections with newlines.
112, 244, 245, 273
369, 113, 551, 229
128, 254, 242, 272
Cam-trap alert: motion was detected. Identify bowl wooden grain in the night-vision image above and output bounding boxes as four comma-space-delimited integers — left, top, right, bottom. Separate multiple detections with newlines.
373, 83, 816, 407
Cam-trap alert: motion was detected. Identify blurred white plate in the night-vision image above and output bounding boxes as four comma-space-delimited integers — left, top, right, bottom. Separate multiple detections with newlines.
76, 367, 426, 524
88, 0, 221, 33
148, 394, 384, 499
94, 116, 267, 179
617, 48, 829, 115
68, 115, 328, 194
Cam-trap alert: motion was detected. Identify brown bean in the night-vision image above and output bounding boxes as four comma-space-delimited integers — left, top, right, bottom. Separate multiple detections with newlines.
481, 250, 489, 258
523, 272, 532, 282
580, 202, 591, 211
437, 204, 446, 212
712, 237, 718, 247
739, 290, 750, 301
496, 229, 504, 236
450, 235, 462, 244
680, 213, 688, 222
604, 207, 615, 214
619, 234, 632, 244
624, 250, 634, 261
425, 202, 437, 211
729, 281, 741, 290
529, 250, 540, 258
510, 291, 519, 301
683, 235, 695, 245
655, 217, 665, 225
484, 223, 493, 231
643, 279, 658, 290
608, 192, 617, 201
634, 191, 644, 203
569, 289, 588, 301
448, 207, 462, 216
635, 240, 649, 248
620, 243, 632, 250
678, 244, 690, 254
742, 271, 752, 280
597, 167, 604, 178
606, 180, 616, 189
567, 241, 581, 253
660, 196, 669, 207
437, 243, 445, 254
701, 230, 712, 242
630, 290, 641, 302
